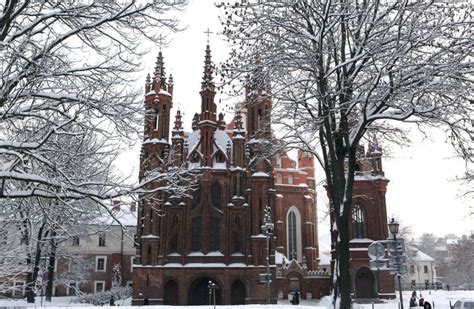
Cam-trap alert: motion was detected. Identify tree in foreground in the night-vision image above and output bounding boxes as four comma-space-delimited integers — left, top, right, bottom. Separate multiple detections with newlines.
0, 0, 187, 200
218, 1, 473, 308
0, 0, 190, 302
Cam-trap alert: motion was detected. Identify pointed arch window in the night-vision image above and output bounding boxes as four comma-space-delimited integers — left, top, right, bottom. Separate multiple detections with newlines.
352, 204, 368, 239
211, 181, 221, 209
170, 234, 178, 253
288, 211, 297, 260
214, 151, 225, 163
191, 217, 201, 251
192, 183, 201, 209
155, 113, 160, 131
209, 217, 220, 251
190, 152, 200, 163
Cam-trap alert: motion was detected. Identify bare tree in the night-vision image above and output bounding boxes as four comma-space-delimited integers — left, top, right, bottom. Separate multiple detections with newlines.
0, 0, 188, 201
218, 1, 473, 308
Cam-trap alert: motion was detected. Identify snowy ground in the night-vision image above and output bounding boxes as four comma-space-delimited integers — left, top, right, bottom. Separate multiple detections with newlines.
0, 290, 472, 308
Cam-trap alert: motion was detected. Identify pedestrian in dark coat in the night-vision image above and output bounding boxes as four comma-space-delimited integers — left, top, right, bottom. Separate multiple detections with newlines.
109, 295, 115, 306
291, 291, 300, 305
410, 291, 418, 308
143, 296, 149, 305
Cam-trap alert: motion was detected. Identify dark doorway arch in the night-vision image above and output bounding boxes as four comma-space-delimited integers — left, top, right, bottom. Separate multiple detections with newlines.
230, 280, 246, 305
354, 266, 376, 298
188, 277, 221, 305
164, 280, 179, 305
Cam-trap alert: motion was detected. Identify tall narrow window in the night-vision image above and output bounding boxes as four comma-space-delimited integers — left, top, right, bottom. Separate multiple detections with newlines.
211, 181, 221, 209
288, 211, 297, 260
192, 183, 201, 208
351, 205, 367, 238
191, 218, 202, 251
98, 232, 106, 247
170, 235, 178, 253
233, 231, 241, 253
209, 217, 220, 251
155, 113, 160, 131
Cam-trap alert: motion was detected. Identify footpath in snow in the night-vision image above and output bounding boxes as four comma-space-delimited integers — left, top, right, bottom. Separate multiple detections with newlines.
0, 290, 472, 308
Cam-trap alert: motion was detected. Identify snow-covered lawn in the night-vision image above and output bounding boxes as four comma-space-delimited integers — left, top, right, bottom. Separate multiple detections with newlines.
0, 290, 472, 308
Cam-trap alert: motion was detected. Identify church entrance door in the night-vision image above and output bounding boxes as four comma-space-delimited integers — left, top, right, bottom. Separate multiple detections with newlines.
188, 277, 222, 305
354, 267, 376, 299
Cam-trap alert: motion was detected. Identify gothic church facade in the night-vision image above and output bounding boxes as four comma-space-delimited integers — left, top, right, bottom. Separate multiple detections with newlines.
132, 44, 394, 305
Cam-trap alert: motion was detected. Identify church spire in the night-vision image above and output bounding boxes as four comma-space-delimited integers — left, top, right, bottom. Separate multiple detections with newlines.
153, 51, 167, 91
201, 44, 215, 91
199, 44, 217, 122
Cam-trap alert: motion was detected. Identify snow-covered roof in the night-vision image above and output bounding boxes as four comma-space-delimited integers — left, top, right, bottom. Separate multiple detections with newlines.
412, 250, 435, 262
186, 130, 200, 154
214, 129, 232, 155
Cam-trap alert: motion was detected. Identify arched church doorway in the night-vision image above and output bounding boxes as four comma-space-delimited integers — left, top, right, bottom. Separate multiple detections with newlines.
188, 277, 222, 305
164, 279, 179, 305
354, 266, 376, 298
230, 280, 246, 304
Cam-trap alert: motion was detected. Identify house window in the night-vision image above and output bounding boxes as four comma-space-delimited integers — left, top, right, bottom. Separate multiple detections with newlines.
98, 232, 106, 247
127, 281, 133, 288
288, 211, 297, 260
351, 204, 368, 238
95, 256, 107, 272
275, 173, 282, 184
94, 281, 105, 294
276, 157, 282, 168
424, 265, 428, 273
191, 218, 202, 251
410, 265, 415, 274
67, 282, 77, 296
209, 217, 220, 251
14, 281, 25, 296
72, 236, 80, 246
287, 174, 294, 185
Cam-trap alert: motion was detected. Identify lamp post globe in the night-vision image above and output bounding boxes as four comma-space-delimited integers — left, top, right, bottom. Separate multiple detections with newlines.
388, 218, 400, 236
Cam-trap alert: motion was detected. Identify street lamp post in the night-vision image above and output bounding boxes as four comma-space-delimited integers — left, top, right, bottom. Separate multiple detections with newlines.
261, 206, 274, 304
208, 281, 218, 309
388, 218, 404, 309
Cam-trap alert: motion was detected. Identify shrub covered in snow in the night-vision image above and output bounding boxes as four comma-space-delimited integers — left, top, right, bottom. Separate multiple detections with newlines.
76, 287, 131, 306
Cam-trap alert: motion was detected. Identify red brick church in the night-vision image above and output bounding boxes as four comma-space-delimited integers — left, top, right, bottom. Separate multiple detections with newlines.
131, 44, 395, 305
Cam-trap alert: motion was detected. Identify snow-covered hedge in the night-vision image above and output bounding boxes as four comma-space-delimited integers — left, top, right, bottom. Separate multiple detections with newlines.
76, 287, 132, 306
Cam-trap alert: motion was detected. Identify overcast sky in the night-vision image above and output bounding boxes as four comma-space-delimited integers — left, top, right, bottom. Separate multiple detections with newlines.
120, 0, 472, 240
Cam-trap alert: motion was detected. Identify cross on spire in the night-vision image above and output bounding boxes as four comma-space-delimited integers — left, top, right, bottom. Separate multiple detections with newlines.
157, 34, 165, 50
204, 28, 213, 44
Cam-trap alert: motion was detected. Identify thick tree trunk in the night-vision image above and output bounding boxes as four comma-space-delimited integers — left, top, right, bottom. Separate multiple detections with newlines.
45, 229, 57, 302
338, 216, 352, 309
27, 222, 46, 303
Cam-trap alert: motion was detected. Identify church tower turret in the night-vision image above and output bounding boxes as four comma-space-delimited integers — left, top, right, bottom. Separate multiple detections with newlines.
171, 110, 184, 166
245, 76, 272, 140
137, 50, 173, 268
198, 44, 217, 167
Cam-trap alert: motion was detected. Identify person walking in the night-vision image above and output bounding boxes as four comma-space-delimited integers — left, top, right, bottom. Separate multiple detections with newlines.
424, 301, 432, 309
410, 291, 418, 308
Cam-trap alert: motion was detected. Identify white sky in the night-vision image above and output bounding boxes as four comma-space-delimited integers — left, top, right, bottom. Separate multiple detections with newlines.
120, 0, 473, 240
